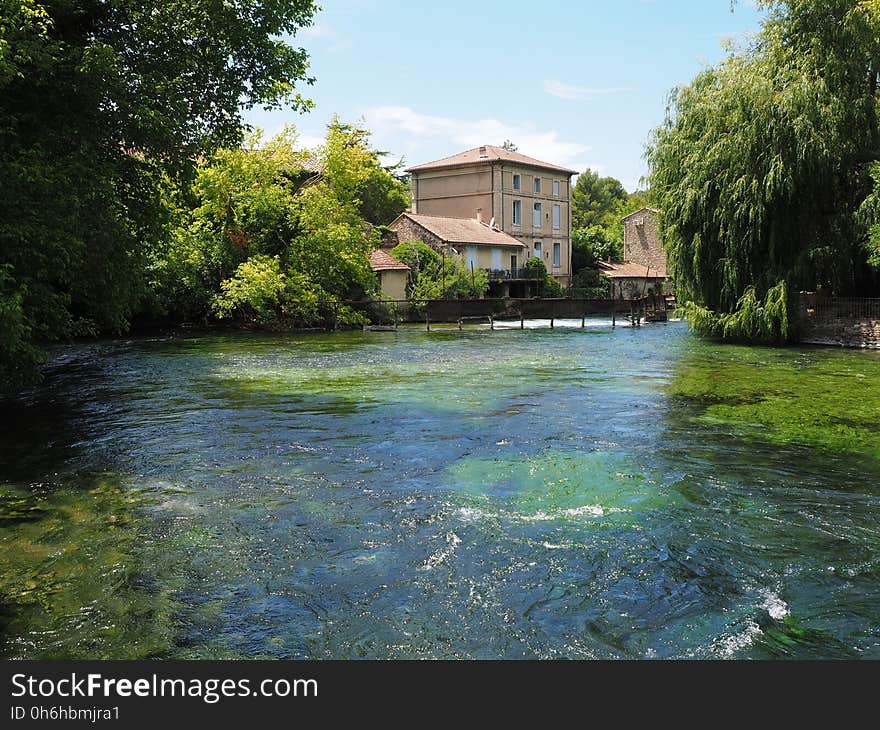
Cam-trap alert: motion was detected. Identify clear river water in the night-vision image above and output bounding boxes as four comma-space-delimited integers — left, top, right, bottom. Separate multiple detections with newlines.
2, 320, 880, 659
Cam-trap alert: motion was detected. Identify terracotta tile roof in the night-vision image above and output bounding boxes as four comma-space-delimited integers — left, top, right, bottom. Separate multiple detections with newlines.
597, 260, 667, 278
370, 249, 410, 271
406, 145, 578, 175
393, 213, 528, 248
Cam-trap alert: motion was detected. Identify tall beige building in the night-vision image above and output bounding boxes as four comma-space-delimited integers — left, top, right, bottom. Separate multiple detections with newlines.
399, 145, 577, 288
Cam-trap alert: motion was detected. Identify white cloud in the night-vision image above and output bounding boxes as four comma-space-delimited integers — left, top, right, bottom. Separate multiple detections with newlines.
361, 105, 597, 174
299, 23, 351, 53
543, 80, 632, 101
301, 24, 333, 38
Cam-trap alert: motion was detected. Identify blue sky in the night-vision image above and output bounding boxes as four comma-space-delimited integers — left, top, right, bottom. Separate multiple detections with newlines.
245, 1, 765, 192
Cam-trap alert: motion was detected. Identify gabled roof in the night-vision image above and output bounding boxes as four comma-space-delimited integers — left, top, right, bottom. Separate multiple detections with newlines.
622, 207, 660, 221
597, 260, 667, 278
370, 249, 410, 272
406, 145, 578, 175
391, 213, 528, 248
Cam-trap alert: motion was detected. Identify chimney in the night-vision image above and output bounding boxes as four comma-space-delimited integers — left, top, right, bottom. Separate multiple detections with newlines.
479, 145, 487, 158
476, 208, 483, 224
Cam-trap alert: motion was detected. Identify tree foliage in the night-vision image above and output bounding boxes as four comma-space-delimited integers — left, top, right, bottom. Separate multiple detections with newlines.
153, 121, 408, 329
389, 241, 488, 300
0, 0, 318, 387
572, 226, 623, 271
571, 169, 629, 230
648, 0, 880, 341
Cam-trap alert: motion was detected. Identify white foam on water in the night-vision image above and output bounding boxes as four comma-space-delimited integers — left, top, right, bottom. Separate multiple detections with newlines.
454, 506, 494, 523
713, 620, 763, 658
563, 504, 605, 517
521, 504, 607, 522
761, 591, 790, 621
489, 318, 624, 330
454, 503, 613, 525
421, 532, 462, 570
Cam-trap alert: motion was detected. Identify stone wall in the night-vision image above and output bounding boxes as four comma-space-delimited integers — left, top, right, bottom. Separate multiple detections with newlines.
389, 216, 445, 252
623, 209, 666, 273
798, 294, 880, 349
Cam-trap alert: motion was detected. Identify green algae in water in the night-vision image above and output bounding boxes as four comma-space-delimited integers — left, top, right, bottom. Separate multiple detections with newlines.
0, 482, 178, 659
669, 345, 880, 462
445, 449, 682, 522
5, 326, 880, 659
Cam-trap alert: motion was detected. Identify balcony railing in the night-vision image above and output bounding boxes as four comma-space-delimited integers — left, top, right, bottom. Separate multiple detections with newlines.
485, 268, 543, 281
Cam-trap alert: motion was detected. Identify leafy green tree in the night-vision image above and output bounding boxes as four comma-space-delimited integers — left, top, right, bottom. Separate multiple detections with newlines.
411, 259, 488, 300
147, 127, 315, 322
323, 119, 410, 225
212, 255, 291, 324
389, 241, 440, 294
571, 169, 629, 230
212, 255, 334, 327
859, 163, 880, 267
155, 121, 391, 327
0, 0, 318, 387
648, 0, 880, 342
572, 226, 623, 272
523, 257, 547, 279
523, 257, 565, 297
390, 241, 487, 300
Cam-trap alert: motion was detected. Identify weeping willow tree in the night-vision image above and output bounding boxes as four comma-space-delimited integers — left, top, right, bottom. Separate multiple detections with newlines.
648, 0, 880, 343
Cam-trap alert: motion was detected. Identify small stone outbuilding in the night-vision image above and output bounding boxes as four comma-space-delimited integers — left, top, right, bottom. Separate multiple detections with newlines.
598, 208, 669, 299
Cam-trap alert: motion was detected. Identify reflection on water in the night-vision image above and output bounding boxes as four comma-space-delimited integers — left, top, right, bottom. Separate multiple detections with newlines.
2, 322, 880, 658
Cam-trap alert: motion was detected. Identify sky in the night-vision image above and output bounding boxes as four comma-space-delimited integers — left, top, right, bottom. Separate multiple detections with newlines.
244, 0, 766, 192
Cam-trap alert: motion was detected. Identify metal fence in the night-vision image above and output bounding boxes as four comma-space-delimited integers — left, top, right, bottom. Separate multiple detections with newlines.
799, 294, 880, 321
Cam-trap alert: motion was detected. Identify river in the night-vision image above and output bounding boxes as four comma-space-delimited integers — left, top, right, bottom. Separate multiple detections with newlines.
2, 320, 880, 658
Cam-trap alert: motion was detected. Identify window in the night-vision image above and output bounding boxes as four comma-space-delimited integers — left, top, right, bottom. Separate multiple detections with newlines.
534, 177, 541, 194
513, 200, 522, 226
534, 242, 542, 259
552, 204, 561, 229
513, 174, 521, 191
533, 202, 542, 228
553, 180, 560, 197
553, 242, 561, 268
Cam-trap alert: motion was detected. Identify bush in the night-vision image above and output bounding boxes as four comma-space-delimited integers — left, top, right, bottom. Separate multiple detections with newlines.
213, 255, 287, 324
523, 257, 547, 278
540, 277, 565, 298
0, 267, 44, 389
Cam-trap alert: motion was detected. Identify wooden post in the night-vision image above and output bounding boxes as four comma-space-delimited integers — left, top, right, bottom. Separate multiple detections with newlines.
520, 309, 524, 329
426, 314, 430, 332
612, 285, 617, 328
489, 314, 494, 331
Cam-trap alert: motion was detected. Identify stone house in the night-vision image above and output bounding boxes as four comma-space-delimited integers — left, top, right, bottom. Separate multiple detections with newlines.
389, 212, 540, 297
598, 207, 669, 299
400, 145, 577, 287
